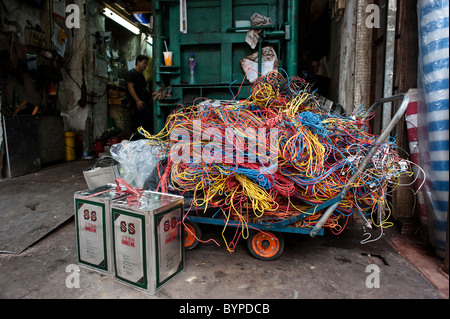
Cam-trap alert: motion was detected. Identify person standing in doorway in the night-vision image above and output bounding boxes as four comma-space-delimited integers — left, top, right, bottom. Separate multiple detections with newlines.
127, 55, 153, 138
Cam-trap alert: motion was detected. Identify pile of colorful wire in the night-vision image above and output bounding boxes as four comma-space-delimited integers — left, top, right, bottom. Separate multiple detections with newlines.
139, 69, 414, 252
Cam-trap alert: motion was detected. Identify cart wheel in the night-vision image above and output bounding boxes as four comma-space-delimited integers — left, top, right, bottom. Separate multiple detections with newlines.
247, 230, 284, 261
184, 221, 201, 250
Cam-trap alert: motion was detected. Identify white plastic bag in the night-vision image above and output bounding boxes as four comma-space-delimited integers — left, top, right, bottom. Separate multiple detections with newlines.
110, 139, 162, 188
240, 46, 278, 83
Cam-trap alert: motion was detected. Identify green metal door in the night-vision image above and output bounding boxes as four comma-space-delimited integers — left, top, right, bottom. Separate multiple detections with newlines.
152, 0, 299, 132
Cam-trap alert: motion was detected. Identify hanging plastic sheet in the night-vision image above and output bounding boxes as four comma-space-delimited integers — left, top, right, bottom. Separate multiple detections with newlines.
417, 0, 449, 257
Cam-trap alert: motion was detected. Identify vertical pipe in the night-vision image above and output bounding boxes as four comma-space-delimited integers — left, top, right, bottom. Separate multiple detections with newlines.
258, 39, 262, 74
278, 0, 286, 30
286, 0, 298, 76
382, 0, 397, 129
152, 0, 163, 132
153, 1, 163, 85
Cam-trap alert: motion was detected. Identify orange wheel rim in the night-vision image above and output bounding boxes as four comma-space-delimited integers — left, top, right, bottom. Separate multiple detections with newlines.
251, 232, 279, 258
184, 224, 196, 247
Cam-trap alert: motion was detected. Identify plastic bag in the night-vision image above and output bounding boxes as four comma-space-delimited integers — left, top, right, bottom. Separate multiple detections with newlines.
240, 46, 279, 83
110, 139, 162, 189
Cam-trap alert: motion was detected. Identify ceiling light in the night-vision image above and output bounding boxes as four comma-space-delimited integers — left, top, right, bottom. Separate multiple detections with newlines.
103, 7, 140, 35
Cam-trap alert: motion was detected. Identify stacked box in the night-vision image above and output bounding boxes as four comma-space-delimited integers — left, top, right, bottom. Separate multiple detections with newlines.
74, 184, 127, 275
111, 190, 184, 294
83, 165, 119, 189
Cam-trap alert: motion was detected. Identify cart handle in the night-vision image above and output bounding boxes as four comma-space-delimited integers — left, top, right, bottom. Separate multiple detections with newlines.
309, 92, 413, 237
364, 94, 405, 119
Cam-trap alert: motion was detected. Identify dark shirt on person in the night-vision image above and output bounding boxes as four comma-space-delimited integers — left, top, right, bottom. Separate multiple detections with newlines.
126, 69, 153, 135
126, 69, 150, 107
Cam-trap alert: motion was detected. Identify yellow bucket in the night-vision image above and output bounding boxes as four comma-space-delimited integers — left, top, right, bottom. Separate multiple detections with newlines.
64, 131, 76, 161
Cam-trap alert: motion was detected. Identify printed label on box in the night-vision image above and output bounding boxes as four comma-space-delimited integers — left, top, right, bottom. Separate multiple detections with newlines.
156, 207, 183, 286
113, 210, 147, 289
76, 200, 106, 269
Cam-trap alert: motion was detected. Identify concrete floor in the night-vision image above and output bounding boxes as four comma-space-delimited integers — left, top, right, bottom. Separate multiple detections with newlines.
0, 160, 448, 300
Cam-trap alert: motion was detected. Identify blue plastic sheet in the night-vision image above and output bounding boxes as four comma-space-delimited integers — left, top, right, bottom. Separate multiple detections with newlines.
417, 0, 449, 257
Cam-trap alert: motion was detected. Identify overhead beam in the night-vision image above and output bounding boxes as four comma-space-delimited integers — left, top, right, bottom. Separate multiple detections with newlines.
131, 2, 152, 14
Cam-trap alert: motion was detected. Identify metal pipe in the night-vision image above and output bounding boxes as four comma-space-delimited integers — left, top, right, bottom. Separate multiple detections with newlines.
152, 0, 163, 132
286, 0, 298, 76
278, 0, 286, 30
309, 202, 340, 237
309, 93, 411, 237
153, 1, 163, 84
382, 0, 398, 130
258, 38, 262, 75
365, 94, 405, 117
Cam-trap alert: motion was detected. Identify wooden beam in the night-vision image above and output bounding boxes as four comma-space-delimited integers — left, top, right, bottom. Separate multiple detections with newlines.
131, 2, 152, 14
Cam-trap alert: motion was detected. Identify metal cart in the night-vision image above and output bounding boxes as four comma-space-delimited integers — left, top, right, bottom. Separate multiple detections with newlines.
182, 93, 413, 260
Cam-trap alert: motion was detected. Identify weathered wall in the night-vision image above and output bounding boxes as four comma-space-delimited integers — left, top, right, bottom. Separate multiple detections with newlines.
328, 0, 356, 112
337, 0, 357, 113
354, 0, 373, 109
58, 0, 111, 152
60, 0, 89, 133
1, 0, 142, 155
60, 0, 109, 150
0, 1, 43, 108
328, 0, 373, 114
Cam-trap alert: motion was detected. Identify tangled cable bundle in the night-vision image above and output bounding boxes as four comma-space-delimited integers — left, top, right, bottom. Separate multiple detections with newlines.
139, 69, 415, 252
